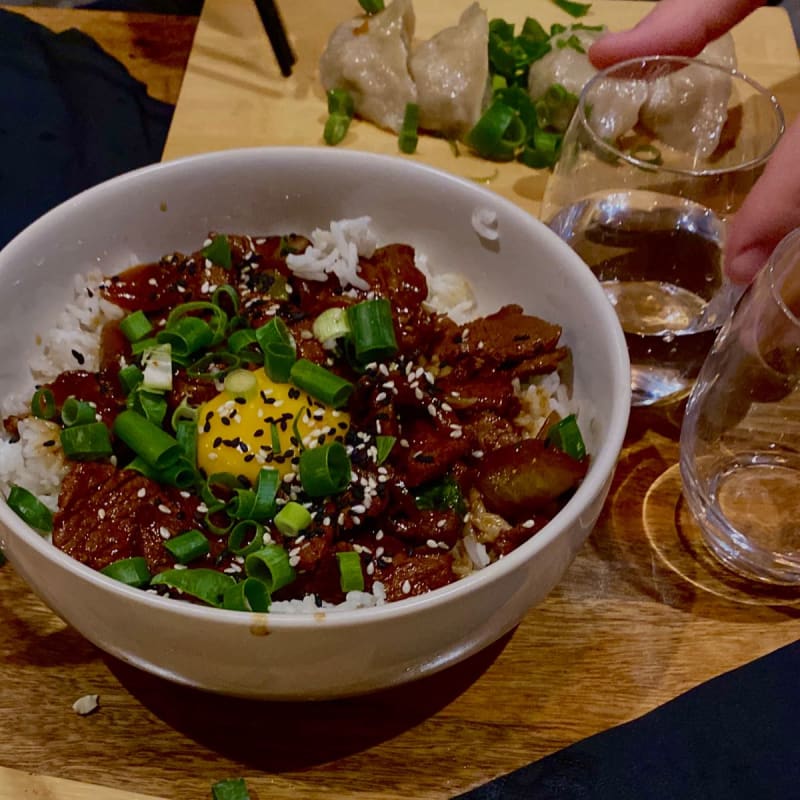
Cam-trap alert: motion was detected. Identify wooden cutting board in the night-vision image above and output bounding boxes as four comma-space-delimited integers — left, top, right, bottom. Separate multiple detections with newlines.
162, 0, 800, 219
0, 766, 165, 800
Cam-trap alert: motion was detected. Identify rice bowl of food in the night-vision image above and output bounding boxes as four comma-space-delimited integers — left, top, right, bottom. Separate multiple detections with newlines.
0, 147, 629, 698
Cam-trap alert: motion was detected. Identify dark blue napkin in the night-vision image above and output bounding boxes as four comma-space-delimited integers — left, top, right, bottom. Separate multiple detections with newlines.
456, 638, 800, 799
0, 7, 173, 249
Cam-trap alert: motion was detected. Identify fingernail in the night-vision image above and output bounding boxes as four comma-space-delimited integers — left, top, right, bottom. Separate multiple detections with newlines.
727, 247, 768, 285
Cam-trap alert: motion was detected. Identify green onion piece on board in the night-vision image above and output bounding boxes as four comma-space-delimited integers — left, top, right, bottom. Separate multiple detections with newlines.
150, 568, 235, 608
545, 413, 587, 460
119, 310, 153, 343
30, 388, 56, 420
357, 0, 385, 13
552, 0, 591, 18
201, 234, 233, 269
163, 529, 210, 564
324, 89, 355, 146
263, 342, 297, 383
100, 556, 151, 588
289, 359, 354, 409
60, 396, 97, 428
112, 409, 181, 470
228, 520, 265, 556
298, 441, 352, 497
312, 307, 351, 345
245, 545, 296, 594
399, 102, 420, 154
465, 101, 527, 161
346, 298, 399, 365
60, 422, 113, 461
118, 364, 144, 396
211, 777, 252, 800
6, 484, 53, 532
274, 501, 312, 537
336, 551, 365, 593
222, 579, 271, 613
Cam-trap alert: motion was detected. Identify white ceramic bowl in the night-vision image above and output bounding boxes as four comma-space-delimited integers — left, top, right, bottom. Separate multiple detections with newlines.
0, 148, 629, 699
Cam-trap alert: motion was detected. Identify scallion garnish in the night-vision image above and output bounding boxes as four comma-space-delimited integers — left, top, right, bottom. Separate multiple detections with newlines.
552, 0, 591, 18
100, 556, 151, 588
298, 441, 351, 497
157, 315, 214, 358
201, 234, 233, 269
223, 368, 258, 400
245, 545, 296, 593
289, 359, 354, 409
222, 579, 270, 613
163, 529, 210, 564
312, 307, 350, 346
346, 298, 399, 365
187, 351, 240, 380
399, 102, 420, 154
125, 455, 198, 489
375, 435, 396, 465
126, 387, 168, 426
465, 100, 527, 161
6, 484, 53, 532
141, 343, 173, 392
263, 342, 297, 383
357, 0, 384, 12
324, 88, 355, 146
167, 301, 228, 345
60, 396, 97, 428
119, 309, 153, 343
118, 364, 144, 396
252, 468, 280, 520
273, 501, 312, 537
545, 413, 586, 460
30, 388, 56, 420
60, 422, 113, 461
151, 568, 235, 608
112, 409, 181, 470
228, 520, 265, 556
336, 550, 365, 592
211, 777, 253, 800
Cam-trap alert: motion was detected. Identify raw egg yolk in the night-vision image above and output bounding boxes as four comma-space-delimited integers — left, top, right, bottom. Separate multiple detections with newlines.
196, 368, 350, 484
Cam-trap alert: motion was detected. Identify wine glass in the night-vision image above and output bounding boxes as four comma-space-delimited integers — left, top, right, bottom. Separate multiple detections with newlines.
541, 55, 784, 407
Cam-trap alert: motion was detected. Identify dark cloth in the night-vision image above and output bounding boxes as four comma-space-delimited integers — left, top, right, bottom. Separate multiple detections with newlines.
455, 639, 800, 799
0, 8, 173, 248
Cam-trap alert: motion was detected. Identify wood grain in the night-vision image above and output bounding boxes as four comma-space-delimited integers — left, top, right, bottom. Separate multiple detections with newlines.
2, 4, 800, 800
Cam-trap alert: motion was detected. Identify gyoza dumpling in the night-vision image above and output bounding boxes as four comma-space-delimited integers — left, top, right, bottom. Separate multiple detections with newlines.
409, 3, 490, 139
319, 0, 417, 134
639, 34, 737, 158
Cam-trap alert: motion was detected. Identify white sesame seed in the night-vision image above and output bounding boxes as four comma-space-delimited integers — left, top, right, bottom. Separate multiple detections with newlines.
97, 509, 106, 520
159, 527, 170, 540
158, 504, 171, 514
401, 580, 411, 594
523, 519, 536, 529
426, 539, 438, 548
137, 487, 147, 498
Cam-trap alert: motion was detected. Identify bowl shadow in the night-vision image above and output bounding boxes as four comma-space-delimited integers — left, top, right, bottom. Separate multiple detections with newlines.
104, 629, 513, 771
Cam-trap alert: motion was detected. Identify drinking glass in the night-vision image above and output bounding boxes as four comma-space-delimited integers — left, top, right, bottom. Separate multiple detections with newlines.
680, 228, 800, 584
541, 55, 784, 406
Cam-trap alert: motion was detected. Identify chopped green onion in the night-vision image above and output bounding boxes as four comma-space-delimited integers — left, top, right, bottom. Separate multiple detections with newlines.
126, 387, 168, 426
227, 328, 261, 361
130, 336, 159, 356
298, 441, 351, 497
251, 468, 280, 521
167, 301, 228, 345
273, 501, 312, 537
60, 396, 97, 427
346, 299, 399, 365
520, 16, 549, 43
375, 435, 396, 465
465, 101, 527, 161
312, 307, 350, 345
151, 568, 235, 608
30, 388, 56, 420
223, 368, 258, 400
324, 89, 355, 146
270, 422, 282, 455
119, 310, 153, 343
336, 551, 365, 592
228, 520, 265, 556
212, 283, 240, 315
174, 419, 197, 466
6, 484, 53, 532
552, 0, 591, 18
399, 102, 420, 154
201, 234, 232, 269
228, 487, 258, 520
245, 545, 296, 593
557, 33, 586, 53
211, 777, 252, 800
125, 455, 198, 489
113, 409, 181, 470
118, 364, 144, 396
255, 317, 295, 350
222, 579, 271, 613
546, 413, 587, 460
324, 114, 352, 146
157, 316, 214, 358
163, 529, 209, 564
550, 22, 568, 36
357, 0, 384, 13
263, 342, 296, 383
202, 472, 241, 509
187, 351, 240, 380
170, 397, 198, 431
414, 475, 467, 515
100, 556, 151, 588
60, 422, 113, 461
141, 343, 173, 392
290, 359, 354, 409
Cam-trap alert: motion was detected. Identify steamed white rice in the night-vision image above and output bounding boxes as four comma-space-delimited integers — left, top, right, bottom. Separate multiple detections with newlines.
0, 217, 580, 613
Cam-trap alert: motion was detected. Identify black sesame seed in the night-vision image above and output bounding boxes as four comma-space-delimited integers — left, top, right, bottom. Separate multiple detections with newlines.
71, 349, 85, 365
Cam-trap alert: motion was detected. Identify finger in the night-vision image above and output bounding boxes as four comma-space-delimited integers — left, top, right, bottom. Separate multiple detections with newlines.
588, 0, 763, 68
726, 117, 800, 284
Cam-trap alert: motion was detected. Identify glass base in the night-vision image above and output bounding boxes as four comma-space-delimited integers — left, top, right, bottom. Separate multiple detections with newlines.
630, 364, 692, 407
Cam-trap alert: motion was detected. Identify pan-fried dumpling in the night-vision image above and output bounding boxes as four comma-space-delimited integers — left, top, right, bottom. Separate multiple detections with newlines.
639, 34, 737, 158
409, 3, 490, 138
319, 0, 417, 134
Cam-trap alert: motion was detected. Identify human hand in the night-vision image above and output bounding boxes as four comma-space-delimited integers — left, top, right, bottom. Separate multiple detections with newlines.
588, 0, 799, 285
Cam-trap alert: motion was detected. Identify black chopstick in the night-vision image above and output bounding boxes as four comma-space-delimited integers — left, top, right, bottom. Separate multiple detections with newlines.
253, 0, 296, 78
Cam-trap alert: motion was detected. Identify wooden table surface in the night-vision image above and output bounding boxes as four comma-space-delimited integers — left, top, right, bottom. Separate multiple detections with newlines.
3, 4, 800, 800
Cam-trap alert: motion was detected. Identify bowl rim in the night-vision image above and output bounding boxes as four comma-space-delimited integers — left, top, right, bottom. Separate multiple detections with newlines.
0, 146, 631, 629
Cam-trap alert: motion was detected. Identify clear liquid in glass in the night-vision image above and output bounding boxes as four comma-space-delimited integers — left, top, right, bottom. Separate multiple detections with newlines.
548, 190, 732, 406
